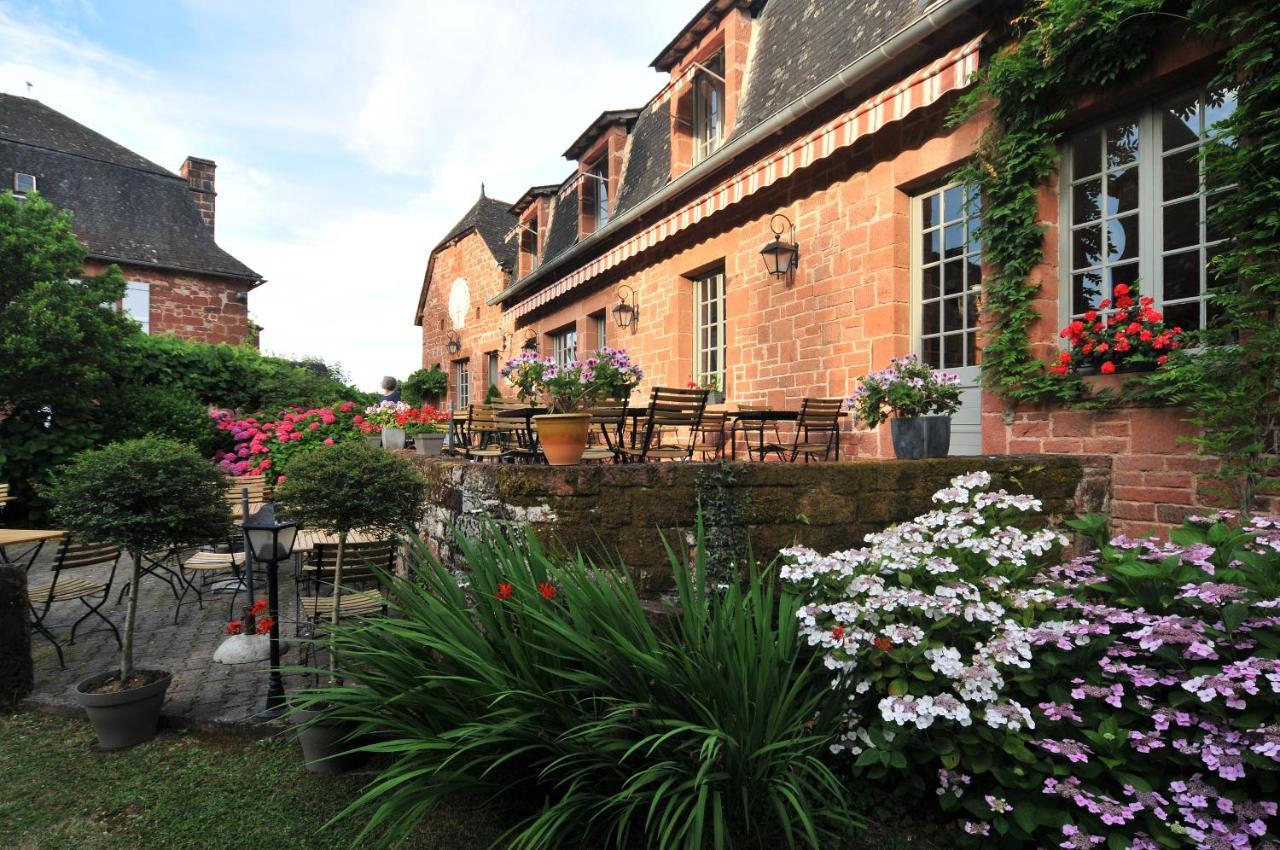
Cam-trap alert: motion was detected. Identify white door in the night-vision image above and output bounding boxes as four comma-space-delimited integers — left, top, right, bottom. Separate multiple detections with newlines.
912, 183, 983, 455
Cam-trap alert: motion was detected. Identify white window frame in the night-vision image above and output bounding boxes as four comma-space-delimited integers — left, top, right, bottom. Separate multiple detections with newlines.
692, 52, 726, 165
454, 359, 471, 410
593, 312, 607, 352
552, 326, 578, 368
910, 182, 982, 370
14, 172, 36, 194
588, 161, 609, 228
122, 281, 151, 334
485, 351, 499, 391
1057, 84, 1236, 332
694, 269, 726, 390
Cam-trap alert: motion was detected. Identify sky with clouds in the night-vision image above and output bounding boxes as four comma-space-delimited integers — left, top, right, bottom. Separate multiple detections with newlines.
0, 0, 694, 391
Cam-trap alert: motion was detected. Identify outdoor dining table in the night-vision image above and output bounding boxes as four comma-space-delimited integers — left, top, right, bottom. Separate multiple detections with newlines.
494, 407, 543, 459
0, 528, 67, 572
726, 409, 801, 459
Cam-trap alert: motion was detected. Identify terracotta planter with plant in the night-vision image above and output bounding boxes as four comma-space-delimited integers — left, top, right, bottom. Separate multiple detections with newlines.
501, 347, 643, 466
274, 440, 427, 772
848, 355, 962, 460
43, 437, 232, 750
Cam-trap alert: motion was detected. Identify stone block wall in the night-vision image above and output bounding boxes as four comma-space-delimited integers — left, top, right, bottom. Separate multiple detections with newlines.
85, 259, 254, 346
412, 455, 1109, 592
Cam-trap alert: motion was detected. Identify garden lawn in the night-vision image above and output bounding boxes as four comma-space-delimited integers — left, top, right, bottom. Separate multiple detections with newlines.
0, 712, 506, 850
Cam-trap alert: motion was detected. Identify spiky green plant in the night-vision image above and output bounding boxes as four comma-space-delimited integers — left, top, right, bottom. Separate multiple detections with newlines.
295, 523, 858, 849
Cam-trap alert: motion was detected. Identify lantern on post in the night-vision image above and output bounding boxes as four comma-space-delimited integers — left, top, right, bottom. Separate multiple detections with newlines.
522, 330, 539, 352
760, 213, 800, 280
241, 501, 298, 717
446, 331, 462, 355
611, 285, 637, 330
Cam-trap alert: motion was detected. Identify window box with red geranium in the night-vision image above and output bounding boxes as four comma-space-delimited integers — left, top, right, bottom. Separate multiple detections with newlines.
1052, 282, 1187, 380
400, 405, 451, 458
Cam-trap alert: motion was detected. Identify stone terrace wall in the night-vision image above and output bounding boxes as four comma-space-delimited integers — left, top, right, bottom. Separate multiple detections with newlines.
411, 455, 1111, 592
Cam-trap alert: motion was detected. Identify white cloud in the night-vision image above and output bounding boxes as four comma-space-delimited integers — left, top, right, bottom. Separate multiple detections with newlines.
0, 0, 694, 391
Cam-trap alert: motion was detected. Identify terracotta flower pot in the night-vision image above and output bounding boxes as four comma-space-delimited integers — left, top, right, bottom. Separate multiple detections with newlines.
534, 413, 591, 465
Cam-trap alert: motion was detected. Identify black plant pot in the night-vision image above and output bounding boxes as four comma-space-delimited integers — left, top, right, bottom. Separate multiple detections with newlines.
890, 416, 952, 459
296, 706, 366, 774
75, 669, 171, 750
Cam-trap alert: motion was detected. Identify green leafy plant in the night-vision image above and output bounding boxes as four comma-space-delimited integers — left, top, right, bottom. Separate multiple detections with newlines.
484, 383, 502, 403
847, 355, 961, 428
402, 367, 449, 407
694, 460, 751, 586
296, 523, 859, 849
42, 437, 232, 684
274, 440, 426, 682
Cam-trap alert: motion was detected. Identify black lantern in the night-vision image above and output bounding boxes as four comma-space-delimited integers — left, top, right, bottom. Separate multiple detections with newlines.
446, 331, 461, 354
241, 501, 298, 717
522, 330, 539, 352
760, 213, 800, 279
611, 285, 636, 330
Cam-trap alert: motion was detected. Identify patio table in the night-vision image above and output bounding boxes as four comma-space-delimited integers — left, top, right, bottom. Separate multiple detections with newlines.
0, 528, 66, 572
494, 406, 544, 457
727, 410, 800, 460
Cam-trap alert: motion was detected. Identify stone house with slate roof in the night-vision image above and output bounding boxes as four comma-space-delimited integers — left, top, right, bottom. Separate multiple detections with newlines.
1, 94, 262, 345
416, 0, 1243, 534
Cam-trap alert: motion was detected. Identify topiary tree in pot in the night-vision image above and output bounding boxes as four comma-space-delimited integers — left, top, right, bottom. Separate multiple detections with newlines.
273, 440, 426, 770
42, 436, 231, 749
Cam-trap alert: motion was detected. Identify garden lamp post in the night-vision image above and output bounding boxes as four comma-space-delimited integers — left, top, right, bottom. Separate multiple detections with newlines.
242, 501, 298, 718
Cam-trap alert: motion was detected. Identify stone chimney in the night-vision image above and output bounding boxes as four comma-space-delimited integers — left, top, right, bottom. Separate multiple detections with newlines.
180, 156, 217, 234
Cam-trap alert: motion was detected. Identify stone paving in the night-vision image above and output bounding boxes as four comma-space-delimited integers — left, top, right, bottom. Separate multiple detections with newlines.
20, 541, 312, 733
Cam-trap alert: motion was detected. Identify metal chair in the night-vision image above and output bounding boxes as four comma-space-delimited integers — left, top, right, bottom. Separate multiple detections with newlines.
760, 397, 845, 462
175, 532, 247, 623
693, 409, 728, 460
581, 400, 629, 462
464, 404, 508, 461
617, 387, 709, 462
734, 403, 782, 461
295, 539, 396, 674
27, 540, 122, 669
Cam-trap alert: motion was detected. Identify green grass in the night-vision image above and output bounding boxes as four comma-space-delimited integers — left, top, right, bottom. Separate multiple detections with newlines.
0, 712, 506, 850
0, 711, 949, 850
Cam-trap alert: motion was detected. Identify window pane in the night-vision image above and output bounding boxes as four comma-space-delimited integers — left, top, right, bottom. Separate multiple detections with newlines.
1162, 250, 1202, 302
943, 185, 966, 222
943, 335, 964, 369
1072, 226, 1103, 270
922, 300, 940, 337
922, 265, 940, 300
1162, 148, 1199, 201
1107, 166, 1139, 215
1109, 263, 1139, 295
1106, 121, 1139, 169
1107, 215, 1140, 263
1073, 179, 1102, 223
943, 224, 964, 258
922, 230, 940, 264
943, 296, 963, 333
1163, 300, 1199, 332
944, 261, 964, 296
1163, 200, 1199, 251
922, 337, 941, 369
1162, 92, 1200, 150
1073, 130, 1101, 177
1073, 271, 1103, 311
966, 258, 983, 289
1203, 86, 1237, 138
922, 193, 940, 228
966, 294, 979, 329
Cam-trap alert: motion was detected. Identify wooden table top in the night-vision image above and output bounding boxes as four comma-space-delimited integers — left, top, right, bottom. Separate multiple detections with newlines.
0, 528, 66, 547
292, 528, 386, 554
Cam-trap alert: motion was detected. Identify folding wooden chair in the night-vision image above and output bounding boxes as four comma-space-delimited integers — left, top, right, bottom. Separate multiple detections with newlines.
617, 387, 709, 462
760, 397, 845, 462
0, 482, 12, 506
581, 400, 629, 462
464, 404, 507, 461
693, 409, 728, 460
175, 532, 247, 623
27, 540, 122, 669
296, 539, 396, 674
489, 397, 541, 462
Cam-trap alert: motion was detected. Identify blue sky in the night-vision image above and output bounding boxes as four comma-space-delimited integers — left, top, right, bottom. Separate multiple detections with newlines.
0, 0, 694, 390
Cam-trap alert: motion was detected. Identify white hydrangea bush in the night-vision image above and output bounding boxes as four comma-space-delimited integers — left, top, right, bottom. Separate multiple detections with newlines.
780, 471, 1068, 769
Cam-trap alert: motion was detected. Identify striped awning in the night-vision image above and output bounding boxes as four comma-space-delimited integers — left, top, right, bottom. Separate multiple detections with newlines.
510, 33, 984, 320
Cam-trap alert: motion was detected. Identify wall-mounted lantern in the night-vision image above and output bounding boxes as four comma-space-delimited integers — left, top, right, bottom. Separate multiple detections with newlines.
611, 284, 637, 330
760, 213, 800, 280
446, 330, 461, 354
521, 329, 539, 352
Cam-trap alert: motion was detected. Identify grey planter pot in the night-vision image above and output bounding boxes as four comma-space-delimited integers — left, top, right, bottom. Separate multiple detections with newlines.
364, 434, 382, 449
381, 427, 407, 450
75, 669, 172, 750
296, 707, 365, 774
890, 416, 952, 460
414, 433, 446, 457
706, 391, 726, 405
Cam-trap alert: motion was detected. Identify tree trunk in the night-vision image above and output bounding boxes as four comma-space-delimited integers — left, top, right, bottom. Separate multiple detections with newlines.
121, 551, 141, 683
328, 530, 346, 685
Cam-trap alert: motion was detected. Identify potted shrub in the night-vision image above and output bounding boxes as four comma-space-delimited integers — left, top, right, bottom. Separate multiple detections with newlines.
401, 366, 448, 408
688, 373, 724, 405
363, 401, 410, 450
502, 348, 643, 465
274, 440, 426, 772
403, 405, 450, 457
43, 437, 232, 749
1051, 281, 1185, 385
848, 355, 961, 459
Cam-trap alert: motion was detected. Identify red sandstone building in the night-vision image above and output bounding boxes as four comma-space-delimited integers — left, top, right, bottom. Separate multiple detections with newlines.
416, 0, 1245, 532
1, 94, 262, 344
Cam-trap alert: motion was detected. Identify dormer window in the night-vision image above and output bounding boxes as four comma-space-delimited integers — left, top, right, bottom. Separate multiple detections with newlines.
692, 52, 725, 164
14, 172, 36, 194
587, 160, 610, 229
521, 217, 539, 272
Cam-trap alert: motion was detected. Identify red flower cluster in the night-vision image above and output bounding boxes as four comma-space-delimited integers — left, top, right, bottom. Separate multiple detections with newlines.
395, 404, 451, 430
249, 599, 268, 617
226, 619, 243, 635
1053, 283, 1184, 376
496, 582, 513, 601
872, 635, 893, 651
211, 401, 365, 481
538, 582, 557, 601
255, 616, 274, 636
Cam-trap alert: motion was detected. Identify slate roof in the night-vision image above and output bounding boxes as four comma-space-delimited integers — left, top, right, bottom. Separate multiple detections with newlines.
431, 191, 518, 269
562, 109, 642, 161
615, 101, 672, 216
0, 94, 260, 281
542, 179, 581, 263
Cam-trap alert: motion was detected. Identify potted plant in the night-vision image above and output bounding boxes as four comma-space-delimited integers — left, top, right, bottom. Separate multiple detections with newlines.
1051, 282, 1185, 383
403, 405, 450, 457
274, 440, 426, 772
501, 348, 643, 465
688, 373, 724, 405
364, 401, 410, 450
42, 437, 232, 749
848, 355, 962, 460
401, 366, 449, 408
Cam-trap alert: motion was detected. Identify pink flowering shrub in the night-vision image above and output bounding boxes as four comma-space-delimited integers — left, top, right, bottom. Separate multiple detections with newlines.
782, 474, 1280, 849
210, 400, 363, 481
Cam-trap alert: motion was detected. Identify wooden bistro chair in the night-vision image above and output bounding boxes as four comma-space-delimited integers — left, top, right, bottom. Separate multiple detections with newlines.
176, 532, 247, 623
581, 400, 629, 462
464, 404, 508, 462
618, 387, 709, 463
734, 403, 782, 461
693, 408, 728, 461
226, 474, 268, 519
760, 397, 845, 463
296, 538, 396, 673
489, 397, 541, 462
27, 540, 122, 669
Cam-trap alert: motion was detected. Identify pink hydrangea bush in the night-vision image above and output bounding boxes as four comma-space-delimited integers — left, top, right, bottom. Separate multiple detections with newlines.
211, 401, 364, 481
781, 475, 1280, 849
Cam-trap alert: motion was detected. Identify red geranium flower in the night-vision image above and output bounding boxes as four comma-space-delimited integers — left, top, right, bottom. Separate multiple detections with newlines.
873, 635, 893, 651
225, 620, 244, 636
249, 598, 268, 616
1100, 361, 1116, 375
832, 625, 845, 641
1114, 283, 1130, 296
496, 582, 513, 601
255, 616, 275, 636
538, 582, 557, 600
